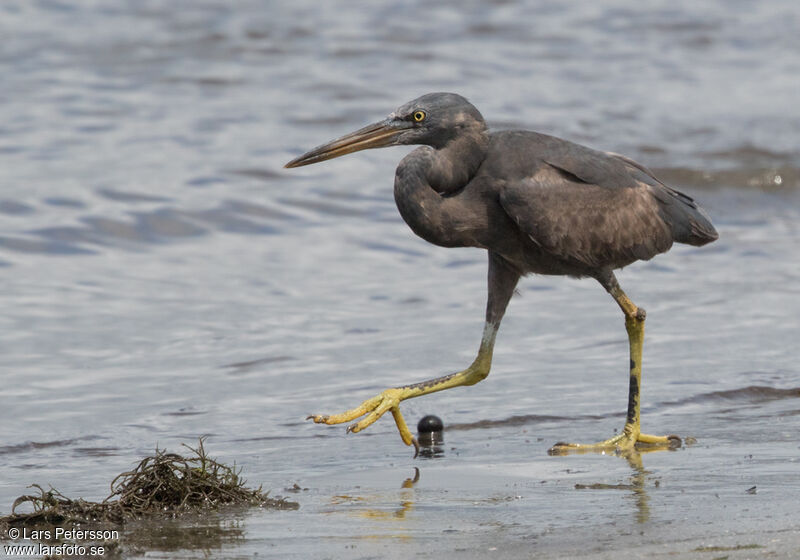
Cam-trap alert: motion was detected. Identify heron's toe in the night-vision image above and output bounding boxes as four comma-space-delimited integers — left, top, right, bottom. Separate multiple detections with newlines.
548, 429, 681, 456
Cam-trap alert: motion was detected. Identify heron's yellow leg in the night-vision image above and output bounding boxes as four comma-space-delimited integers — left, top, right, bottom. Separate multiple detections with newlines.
548, 284, 680, 456
308, 323, 498, 450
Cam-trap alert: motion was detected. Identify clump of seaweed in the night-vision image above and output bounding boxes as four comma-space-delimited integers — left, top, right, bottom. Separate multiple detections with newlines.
0, 438, 297, 535
107, 439, 289, 514
6, 484, 124, 528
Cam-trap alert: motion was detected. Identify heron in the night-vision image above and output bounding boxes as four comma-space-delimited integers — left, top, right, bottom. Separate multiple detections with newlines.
285, 92, 717, 455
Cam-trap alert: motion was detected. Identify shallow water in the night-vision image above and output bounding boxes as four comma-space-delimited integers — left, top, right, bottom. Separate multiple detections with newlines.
1, 1, 799, 558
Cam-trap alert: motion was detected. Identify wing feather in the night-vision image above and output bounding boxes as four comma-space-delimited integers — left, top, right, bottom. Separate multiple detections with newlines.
499, 163, 673, 270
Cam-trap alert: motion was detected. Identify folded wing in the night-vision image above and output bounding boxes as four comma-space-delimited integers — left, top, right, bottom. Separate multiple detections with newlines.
497, 139, 717, 270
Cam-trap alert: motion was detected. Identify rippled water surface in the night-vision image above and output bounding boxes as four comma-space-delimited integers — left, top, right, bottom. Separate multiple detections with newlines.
1, 1, 799, 558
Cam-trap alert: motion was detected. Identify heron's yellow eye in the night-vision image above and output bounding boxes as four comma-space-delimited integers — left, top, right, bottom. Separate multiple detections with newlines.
413, 110, 426, 122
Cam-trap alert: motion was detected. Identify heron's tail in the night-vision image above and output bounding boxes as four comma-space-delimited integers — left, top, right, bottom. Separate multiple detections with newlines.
652, 185, 718, 247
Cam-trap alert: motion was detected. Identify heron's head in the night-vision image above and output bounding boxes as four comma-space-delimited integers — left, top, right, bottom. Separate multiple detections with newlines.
284, 92, 486, 168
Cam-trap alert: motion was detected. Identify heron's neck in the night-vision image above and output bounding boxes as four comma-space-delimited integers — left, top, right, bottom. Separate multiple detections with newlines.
393, 131, 489, 249
426, 131, 489, 195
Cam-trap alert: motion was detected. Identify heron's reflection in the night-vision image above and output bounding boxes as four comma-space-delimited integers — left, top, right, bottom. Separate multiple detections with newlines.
401, 467, 420, 488
327, 468, 420, 526
624, 450, 651, 524
573, 449, 665, 524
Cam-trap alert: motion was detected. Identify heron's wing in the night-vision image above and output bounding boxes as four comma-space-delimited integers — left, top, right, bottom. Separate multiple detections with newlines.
604, 152, 718, 246
498, 158, 674, 269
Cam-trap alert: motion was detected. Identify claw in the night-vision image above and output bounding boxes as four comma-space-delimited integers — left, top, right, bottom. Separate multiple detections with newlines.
306, 388, 424, 452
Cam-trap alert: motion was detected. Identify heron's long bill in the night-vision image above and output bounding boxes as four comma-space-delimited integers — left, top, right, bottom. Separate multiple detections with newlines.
284, 120, 403, 168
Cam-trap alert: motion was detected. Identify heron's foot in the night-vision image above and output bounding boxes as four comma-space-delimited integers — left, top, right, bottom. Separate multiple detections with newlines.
307, 388, 419, 455
547, 425, 681, 456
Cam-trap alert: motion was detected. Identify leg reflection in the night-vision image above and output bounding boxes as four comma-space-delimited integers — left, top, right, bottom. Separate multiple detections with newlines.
573, 450, 661, 524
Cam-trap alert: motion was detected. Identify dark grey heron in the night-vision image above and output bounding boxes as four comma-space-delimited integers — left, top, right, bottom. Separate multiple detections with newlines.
285, 92, 717, 455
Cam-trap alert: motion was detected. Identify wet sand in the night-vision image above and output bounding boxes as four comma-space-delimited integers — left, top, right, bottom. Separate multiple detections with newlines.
111, 376, 800, 558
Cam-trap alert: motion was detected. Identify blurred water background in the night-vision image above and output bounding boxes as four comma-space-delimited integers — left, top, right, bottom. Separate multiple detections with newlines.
1, 1, 799, 558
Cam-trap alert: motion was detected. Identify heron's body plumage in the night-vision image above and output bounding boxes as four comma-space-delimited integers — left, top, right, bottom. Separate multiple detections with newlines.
395, 128, 716, 278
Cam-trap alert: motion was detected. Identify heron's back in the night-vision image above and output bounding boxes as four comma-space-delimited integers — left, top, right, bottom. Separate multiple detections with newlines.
482, 131, 718, 274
